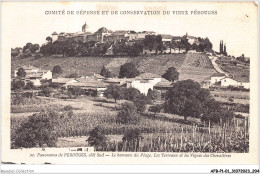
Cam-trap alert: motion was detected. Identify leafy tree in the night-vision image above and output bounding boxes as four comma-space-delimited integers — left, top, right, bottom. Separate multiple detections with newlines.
164, 79, 215, 121
104, 84, 123, 103
162, 67, 179, 82
16, 67, 26, 78
119, 62, 140, 78
23, 43, 39, 54
52, 65, 62, 75
100, 66, 113, 78
122, 87, 140, 101
117, 102, 140, 124
87, 126, 107, 150
13, 112, 58, 148
149, 104, 163, 116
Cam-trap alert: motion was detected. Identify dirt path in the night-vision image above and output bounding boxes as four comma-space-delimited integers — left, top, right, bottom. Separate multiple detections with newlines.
211, 56, 229, 76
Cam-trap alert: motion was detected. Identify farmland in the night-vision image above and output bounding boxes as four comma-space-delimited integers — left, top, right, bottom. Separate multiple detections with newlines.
12, 52, 216, 82
179, 53, 216, 82
11, 96, 249, 152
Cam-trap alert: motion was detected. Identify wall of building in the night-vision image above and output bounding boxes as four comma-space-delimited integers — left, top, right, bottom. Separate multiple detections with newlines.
220, 78, 238, 87
210, 76, 225, 85
42, 71, 52, 80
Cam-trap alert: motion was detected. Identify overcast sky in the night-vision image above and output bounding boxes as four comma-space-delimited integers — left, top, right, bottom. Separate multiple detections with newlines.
2, 2, 258, 58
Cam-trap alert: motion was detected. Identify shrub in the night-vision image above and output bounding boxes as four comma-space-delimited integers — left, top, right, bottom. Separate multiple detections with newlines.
117, 102, 140, 124
149, 104, 163, 116
122, 87, 140, 101
41, 87, 52, 97
134, 94, 147, 113
52, 65, 62, 75
11, 79, 25, 91
13, 112, 58, 148
87, 126, 107, 150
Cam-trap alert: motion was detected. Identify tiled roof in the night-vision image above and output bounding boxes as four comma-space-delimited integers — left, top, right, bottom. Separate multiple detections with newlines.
68, 81, 107, 88
161, 34, 173, 39
154, 81, 173, 88
137, 73, 161, 79
52, 78, 76, 84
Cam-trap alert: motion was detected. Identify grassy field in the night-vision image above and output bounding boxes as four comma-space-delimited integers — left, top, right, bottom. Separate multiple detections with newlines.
12, 53, 216, 82
211, 90, 249, 104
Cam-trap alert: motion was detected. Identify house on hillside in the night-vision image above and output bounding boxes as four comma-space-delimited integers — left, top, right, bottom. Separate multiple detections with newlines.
14, 65, 39, 77
52, 78, 78, 88
14, 65, 52, 86
184, 33, 198, 45
67, 78, 108, 97
81, 73, 105, 81
210, 73, 226, 86
220, 76, 250, 89
121, 73, 165, 95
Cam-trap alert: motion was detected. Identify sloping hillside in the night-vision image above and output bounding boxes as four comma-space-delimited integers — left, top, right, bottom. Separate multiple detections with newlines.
178, 53, 216, 82
11, 53, 216, 82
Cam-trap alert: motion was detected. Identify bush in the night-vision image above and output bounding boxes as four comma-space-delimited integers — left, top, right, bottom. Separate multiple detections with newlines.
11, 79, 25, 91
24, 81, 34, 90
117, 102, 140, 124
52, 65, 62, 75
149, 104, 163, 116
41, 87, 52, 97
87, 126, 107, 150
122, 88, 140, 101
13, 112, 58, 148
134, 94, 147, 113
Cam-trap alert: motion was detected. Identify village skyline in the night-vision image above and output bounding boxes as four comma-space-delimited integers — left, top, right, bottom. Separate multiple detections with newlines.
4, 2, 257, 59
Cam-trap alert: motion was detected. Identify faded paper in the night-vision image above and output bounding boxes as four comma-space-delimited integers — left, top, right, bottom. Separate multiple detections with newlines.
1, 1, 258, 164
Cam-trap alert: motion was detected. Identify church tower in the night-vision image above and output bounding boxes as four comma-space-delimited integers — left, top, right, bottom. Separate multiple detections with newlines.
82, 22, 88, 33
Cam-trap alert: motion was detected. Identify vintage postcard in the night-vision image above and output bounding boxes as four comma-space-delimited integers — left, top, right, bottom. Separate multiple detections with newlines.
1, 1, 259, 166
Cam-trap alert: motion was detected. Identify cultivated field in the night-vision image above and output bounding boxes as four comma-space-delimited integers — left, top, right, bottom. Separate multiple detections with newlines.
179, 53, 217, 82
11, 96, 249, 152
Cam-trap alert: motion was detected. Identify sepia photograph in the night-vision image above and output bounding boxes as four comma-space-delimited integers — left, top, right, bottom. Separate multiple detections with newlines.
1, 1, 258, 168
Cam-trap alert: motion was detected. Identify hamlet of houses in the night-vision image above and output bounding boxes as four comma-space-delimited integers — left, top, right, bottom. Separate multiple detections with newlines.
13, 65, 173, 97
13, 63, 249, 99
